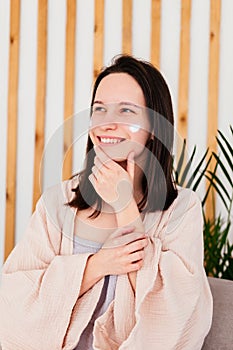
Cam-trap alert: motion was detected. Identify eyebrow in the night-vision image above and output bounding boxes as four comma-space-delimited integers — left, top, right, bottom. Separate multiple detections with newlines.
93, 100, 142, 109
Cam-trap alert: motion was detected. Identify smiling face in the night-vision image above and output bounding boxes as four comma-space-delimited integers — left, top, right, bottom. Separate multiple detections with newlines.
89, 73, 151, 161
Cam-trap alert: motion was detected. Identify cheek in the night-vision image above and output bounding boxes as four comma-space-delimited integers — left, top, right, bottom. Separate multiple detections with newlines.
89, 130, 96, 145
128, 127, 150, 146
128, 124, 141, 133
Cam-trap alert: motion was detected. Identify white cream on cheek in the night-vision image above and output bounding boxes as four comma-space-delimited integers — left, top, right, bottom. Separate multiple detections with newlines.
128, 124, 141, 133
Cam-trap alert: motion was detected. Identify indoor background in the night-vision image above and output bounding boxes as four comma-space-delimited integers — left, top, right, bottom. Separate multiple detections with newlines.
0, 0, 232, 265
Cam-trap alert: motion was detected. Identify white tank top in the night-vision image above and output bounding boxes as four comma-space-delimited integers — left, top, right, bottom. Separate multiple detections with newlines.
73, 235, 117, 350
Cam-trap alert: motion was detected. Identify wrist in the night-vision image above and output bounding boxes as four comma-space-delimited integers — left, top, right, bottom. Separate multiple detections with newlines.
88, 253, 106, 280
115, 199, 145, 232
111, 196, 136, 214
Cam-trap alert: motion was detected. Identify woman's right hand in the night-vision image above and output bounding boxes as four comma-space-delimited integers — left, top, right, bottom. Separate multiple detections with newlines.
93, 226, 148, 276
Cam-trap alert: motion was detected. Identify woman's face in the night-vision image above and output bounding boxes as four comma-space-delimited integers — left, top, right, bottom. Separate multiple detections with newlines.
89, 73, 151, 162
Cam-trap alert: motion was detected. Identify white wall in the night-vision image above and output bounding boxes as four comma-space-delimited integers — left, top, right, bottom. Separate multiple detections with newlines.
0, 0, 233, 265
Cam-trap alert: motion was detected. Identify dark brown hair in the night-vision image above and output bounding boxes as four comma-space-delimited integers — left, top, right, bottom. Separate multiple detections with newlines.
68, 55, 177, 217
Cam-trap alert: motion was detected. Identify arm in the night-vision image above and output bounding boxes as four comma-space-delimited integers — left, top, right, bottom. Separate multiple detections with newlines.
93, 189, 213, 350
0, 195, 101, 350
88, 148, 147, 293
79, 255, 104, 297
80, 225, 148, 296
115, 199, 145, 293
128, 190, 213, 349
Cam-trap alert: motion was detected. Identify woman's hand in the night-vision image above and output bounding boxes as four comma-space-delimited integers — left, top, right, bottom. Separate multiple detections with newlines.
88, 146, 135, 212
93, 226, 148, 276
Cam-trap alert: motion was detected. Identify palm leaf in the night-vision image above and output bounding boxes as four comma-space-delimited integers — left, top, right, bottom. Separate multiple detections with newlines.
186, 148, 209, 188
218, 129, 233, 158
206, 170, 231, 201
192, 155, 212, 192
179, 146, 197, 186
217, 136, 233, 170
175, 139, 186, 182
204, 174, 229, 211
212, 152, 233, 187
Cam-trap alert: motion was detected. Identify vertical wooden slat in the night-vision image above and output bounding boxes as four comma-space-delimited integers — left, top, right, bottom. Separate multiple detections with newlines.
4, 0, 21, 260
177, 0, 192, 143
122, 0, 132, 54
150, 0, 161, 68
32, 0, 48, 211
206, 0, 221, 220
93, 0, 104, 81
63, 0, 76, 180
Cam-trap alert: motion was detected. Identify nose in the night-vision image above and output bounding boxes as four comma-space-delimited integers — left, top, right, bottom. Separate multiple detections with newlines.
99, 108, 118, 130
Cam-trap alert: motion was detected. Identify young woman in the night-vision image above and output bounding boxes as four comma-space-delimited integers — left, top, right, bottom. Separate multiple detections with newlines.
0, 55, 213, 350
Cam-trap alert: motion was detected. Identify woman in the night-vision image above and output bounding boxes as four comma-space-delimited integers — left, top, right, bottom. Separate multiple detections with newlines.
0, 55, 213, 350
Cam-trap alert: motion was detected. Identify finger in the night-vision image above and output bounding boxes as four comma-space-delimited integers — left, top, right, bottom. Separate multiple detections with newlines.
129, 260, 144, 272
91, 165, 103, 178
94, 156, 110, 173
88, 173, 97, 187
128, 250, 145, 263
103, 231, 146, 249
125, 237, 148, 254
121, 231, 146, 245
127, 151, 135, 181
94, 146, 118, 169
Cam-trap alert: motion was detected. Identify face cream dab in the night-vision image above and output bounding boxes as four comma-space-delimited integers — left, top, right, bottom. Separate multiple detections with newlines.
128, 124, 141, 133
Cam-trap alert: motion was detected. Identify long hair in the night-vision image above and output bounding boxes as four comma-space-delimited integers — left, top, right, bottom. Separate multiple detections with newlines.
68, 55, 177, 217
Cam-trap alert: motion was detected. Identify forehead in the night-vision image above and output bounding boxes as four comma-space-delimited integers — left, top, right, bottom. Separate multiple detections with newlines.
95, 73, 146, 107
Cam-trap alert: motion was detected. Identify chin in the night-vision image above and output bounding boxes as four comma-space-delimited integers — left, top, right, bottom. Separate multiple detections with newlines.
100, 146, 129, 161
99, 141, 147, 163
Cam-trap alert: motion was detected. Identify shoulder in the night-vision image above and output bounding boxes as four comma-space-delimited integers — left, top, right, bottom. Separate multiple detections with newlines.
37, 176, 79, 225
175, 186, 201, 208
41, 175, 79, 205
164, 186, 203, 234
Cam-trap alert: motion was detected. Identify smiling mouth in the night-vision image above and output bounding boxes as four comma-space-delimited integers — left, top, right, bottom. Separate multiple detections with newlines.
97, 136, 125, 144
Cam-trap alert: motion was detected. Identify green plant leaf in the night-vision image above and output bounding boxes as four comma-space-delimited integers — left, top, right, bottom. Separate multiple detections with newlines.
179, 146, 197, 186
175, 139, 186, 183
204, 174, 229, 211
218, 129, 233, 158
207, 170, 231, 201
202, 158, 218, 207
212, 152, 233, 187
192, 155, 212, 192
186, 148, 209, 188
217, 137, 233, 170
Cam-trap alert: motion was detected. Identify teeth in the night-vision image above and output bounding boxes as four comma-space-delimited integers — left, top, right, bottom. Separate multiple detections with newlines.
100, 137, 123, 144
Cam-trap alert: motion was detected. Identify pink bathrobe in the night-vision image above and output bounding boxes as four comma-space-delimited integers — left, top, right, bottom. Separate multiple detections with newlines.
0, 177, 213, 350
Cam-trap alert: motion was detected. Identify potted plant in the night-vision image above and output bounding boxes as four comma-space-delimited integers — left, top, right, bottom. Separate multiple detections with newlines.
174, 126, 233, 280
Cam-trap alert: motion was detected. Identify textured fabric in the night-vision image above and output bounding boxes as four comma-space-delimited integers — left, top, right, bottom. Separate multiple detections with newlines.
73, 236, 117, 350
0, 177, 213, 350
201, 277, 233, 350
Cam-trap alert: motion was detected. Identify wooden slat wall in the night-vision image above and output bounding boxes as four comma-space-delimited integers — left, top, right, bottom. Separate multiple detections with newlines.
63, 0, 76, 181
206, 0, 221, 220
3, 0, 223, 260
32, 0, 48, 211
177, 0, 192, 144
122, 0, 132, 54
93, 0, 104, 80
150, 0, 161, 68
4, 0, 21, 260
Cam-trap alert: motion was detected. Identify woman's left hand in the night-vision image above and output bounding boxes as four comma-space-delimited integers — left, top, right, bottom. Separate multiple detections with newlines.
88, 146, 135, 212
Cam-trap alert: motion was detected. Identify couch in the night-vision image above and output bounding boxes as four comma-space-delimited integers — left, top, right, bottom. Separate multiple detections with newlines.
202, 277, 233, 350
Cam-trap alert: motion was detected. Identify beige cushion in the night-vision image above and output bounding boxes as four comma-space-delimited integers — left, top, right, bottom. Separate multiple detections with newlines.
202, 277, 233, 350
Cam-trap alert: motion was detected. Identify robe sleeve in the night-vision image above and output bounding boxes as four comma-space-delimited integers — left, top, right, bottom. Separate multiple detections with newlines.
93, 189, 213, 350
0, 188, 103, 350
